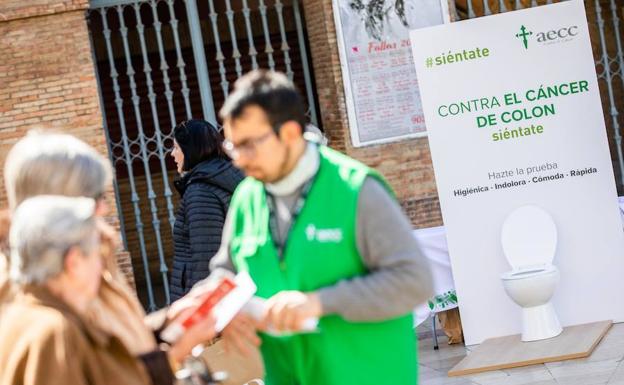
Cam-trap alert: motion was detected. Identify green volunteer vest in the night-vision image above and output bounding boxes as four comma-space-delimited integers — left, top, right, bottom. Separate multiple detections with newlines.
229, 145, 417, 385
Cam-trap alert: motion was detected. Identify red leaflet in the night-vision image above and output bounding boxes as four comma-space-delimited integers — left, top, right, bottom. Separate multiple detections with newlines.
180, 277, 236, 329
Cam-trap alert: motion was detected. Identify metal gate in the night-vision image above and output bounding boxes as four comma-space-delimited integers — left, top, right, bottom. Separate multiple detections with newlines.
87, 0, 320, 310
453, 0, 624, 191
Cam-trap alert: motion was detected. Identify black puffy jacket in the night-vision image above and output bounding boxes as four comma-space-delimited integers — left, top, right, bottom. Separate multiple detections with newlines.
169, 158, 244, 301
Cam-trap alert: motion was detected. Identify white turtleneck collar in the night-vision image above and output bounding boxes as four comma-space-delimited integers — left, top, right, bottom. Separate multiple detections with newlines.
265, 142, 320, 196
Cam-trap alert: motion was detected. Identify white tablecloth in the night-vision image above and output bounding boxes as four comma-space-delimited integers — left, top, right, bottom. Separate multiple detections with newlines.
412, 226, 456, 327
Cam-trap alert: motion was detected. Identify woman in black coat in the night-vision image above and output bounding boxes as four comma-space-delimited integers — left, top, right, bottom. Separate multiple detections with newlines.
169, 119, 244, 301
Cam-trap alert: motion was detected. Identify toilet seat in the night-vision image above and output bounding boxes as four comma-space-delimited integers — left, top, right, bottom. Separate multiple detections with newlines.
501, 205, 557, 270
500, 263, 557, 281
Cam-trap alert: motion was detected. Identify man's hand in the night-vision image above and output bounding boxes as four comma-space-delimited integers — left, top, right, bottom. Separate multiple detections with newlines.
263, 291, 322, 332
221, 313, 262, 356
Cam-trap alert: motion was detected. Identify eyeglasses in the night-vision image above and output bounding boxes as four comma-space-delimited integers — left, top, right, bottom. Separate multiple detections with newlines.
222, 131, 274, 160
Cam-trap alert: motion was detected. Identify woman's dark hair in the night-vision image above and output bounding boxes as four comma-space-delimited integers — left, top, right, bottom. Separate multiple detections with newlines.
173, 119, 225, 171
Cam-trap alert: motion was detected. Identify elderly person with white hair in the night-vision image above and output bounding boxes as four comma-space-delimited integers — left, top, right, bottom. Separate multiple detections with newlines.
0, 210, 11, 306
0, 196, 155, 385
2, 132, 217, 385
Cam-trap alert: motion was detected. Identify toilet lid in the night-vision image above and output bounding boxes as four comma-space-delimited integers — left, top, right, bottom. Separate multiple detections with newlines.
501, 205, 557, 269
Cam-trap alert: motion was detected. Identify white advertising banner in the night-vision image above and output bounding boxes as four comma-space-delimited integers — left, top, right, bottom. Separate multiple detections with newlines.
332, 0, 449, 147
410, 0, 624, 345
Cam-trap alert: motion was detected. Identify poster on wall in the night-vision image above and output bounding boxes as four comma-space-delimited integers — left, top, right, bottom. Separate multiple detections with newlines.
410, 0, 624, 345
332, 0, 450, 147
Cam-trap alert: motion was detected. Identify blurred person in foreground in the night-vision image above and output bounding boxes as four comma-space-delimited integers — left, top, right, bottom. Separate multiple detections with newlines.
211, 70, 434, 385
0, 196, 155, 385
2, 132, 216, 384
0, 210, 10, 307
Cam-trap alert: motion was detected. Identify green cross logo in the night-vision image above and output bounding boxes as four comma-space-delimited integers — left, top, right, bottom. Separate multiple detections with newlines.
516, 25, 533, 49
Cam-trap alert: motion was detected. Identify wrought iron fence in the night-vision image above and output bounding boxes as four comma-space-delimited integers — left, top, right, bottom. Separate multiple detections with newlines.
88, 0, 319, 310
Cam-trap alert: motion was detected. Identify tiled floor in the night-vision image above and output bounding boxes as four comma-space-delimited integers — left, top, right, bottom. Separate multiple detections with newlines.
417, 322, 624, 385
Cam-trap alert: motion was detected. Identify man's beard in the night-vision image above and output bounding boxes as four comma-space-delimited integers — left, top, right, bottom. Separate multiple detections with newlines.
265, 145, 291, 184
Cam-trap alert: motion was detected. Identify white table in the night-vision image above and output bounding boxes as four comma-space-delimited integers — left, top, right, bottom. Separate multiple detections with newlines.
413, 226, 457, 327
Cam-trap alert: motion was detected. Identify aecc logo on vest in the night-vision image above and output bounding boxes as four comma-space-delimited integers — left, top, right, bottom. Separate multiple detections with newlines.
305, 224, 343, 243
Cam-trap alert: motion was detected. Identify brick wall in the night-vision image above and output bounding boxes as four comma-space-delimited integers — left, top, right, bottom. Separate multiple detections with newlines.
0, 1, 137, 288
302, 0, 443, 228
0, 1, 87, 22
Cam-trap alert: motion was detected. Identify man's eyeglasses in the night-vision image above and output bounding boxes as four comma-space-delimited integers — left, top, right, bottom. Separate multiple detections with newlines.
222, 131, 274, 160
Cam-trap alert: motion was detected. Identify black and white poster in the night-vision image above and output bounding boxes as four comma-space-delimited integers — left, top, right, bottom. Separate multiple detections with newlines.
333, 0, 449, 146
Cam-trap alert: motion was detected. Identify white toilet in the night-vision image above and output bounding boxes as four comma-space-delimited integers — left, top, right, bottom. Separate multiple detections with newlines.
500, 205, 563, 342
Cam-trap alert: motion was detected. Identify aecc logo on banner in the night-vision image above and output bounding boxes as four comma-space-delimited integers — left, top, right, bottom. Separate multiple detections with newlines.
515, 24, 579, 49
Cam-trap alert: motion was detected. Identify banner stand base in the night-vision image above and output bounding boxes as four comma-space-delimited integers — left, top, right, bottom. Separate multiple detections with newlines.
448, 320, 612, 377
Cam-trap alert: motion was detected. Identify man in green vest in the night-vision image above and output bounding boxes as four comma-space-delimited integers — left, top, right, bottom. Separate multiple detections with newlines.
210, 70, 433, 385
